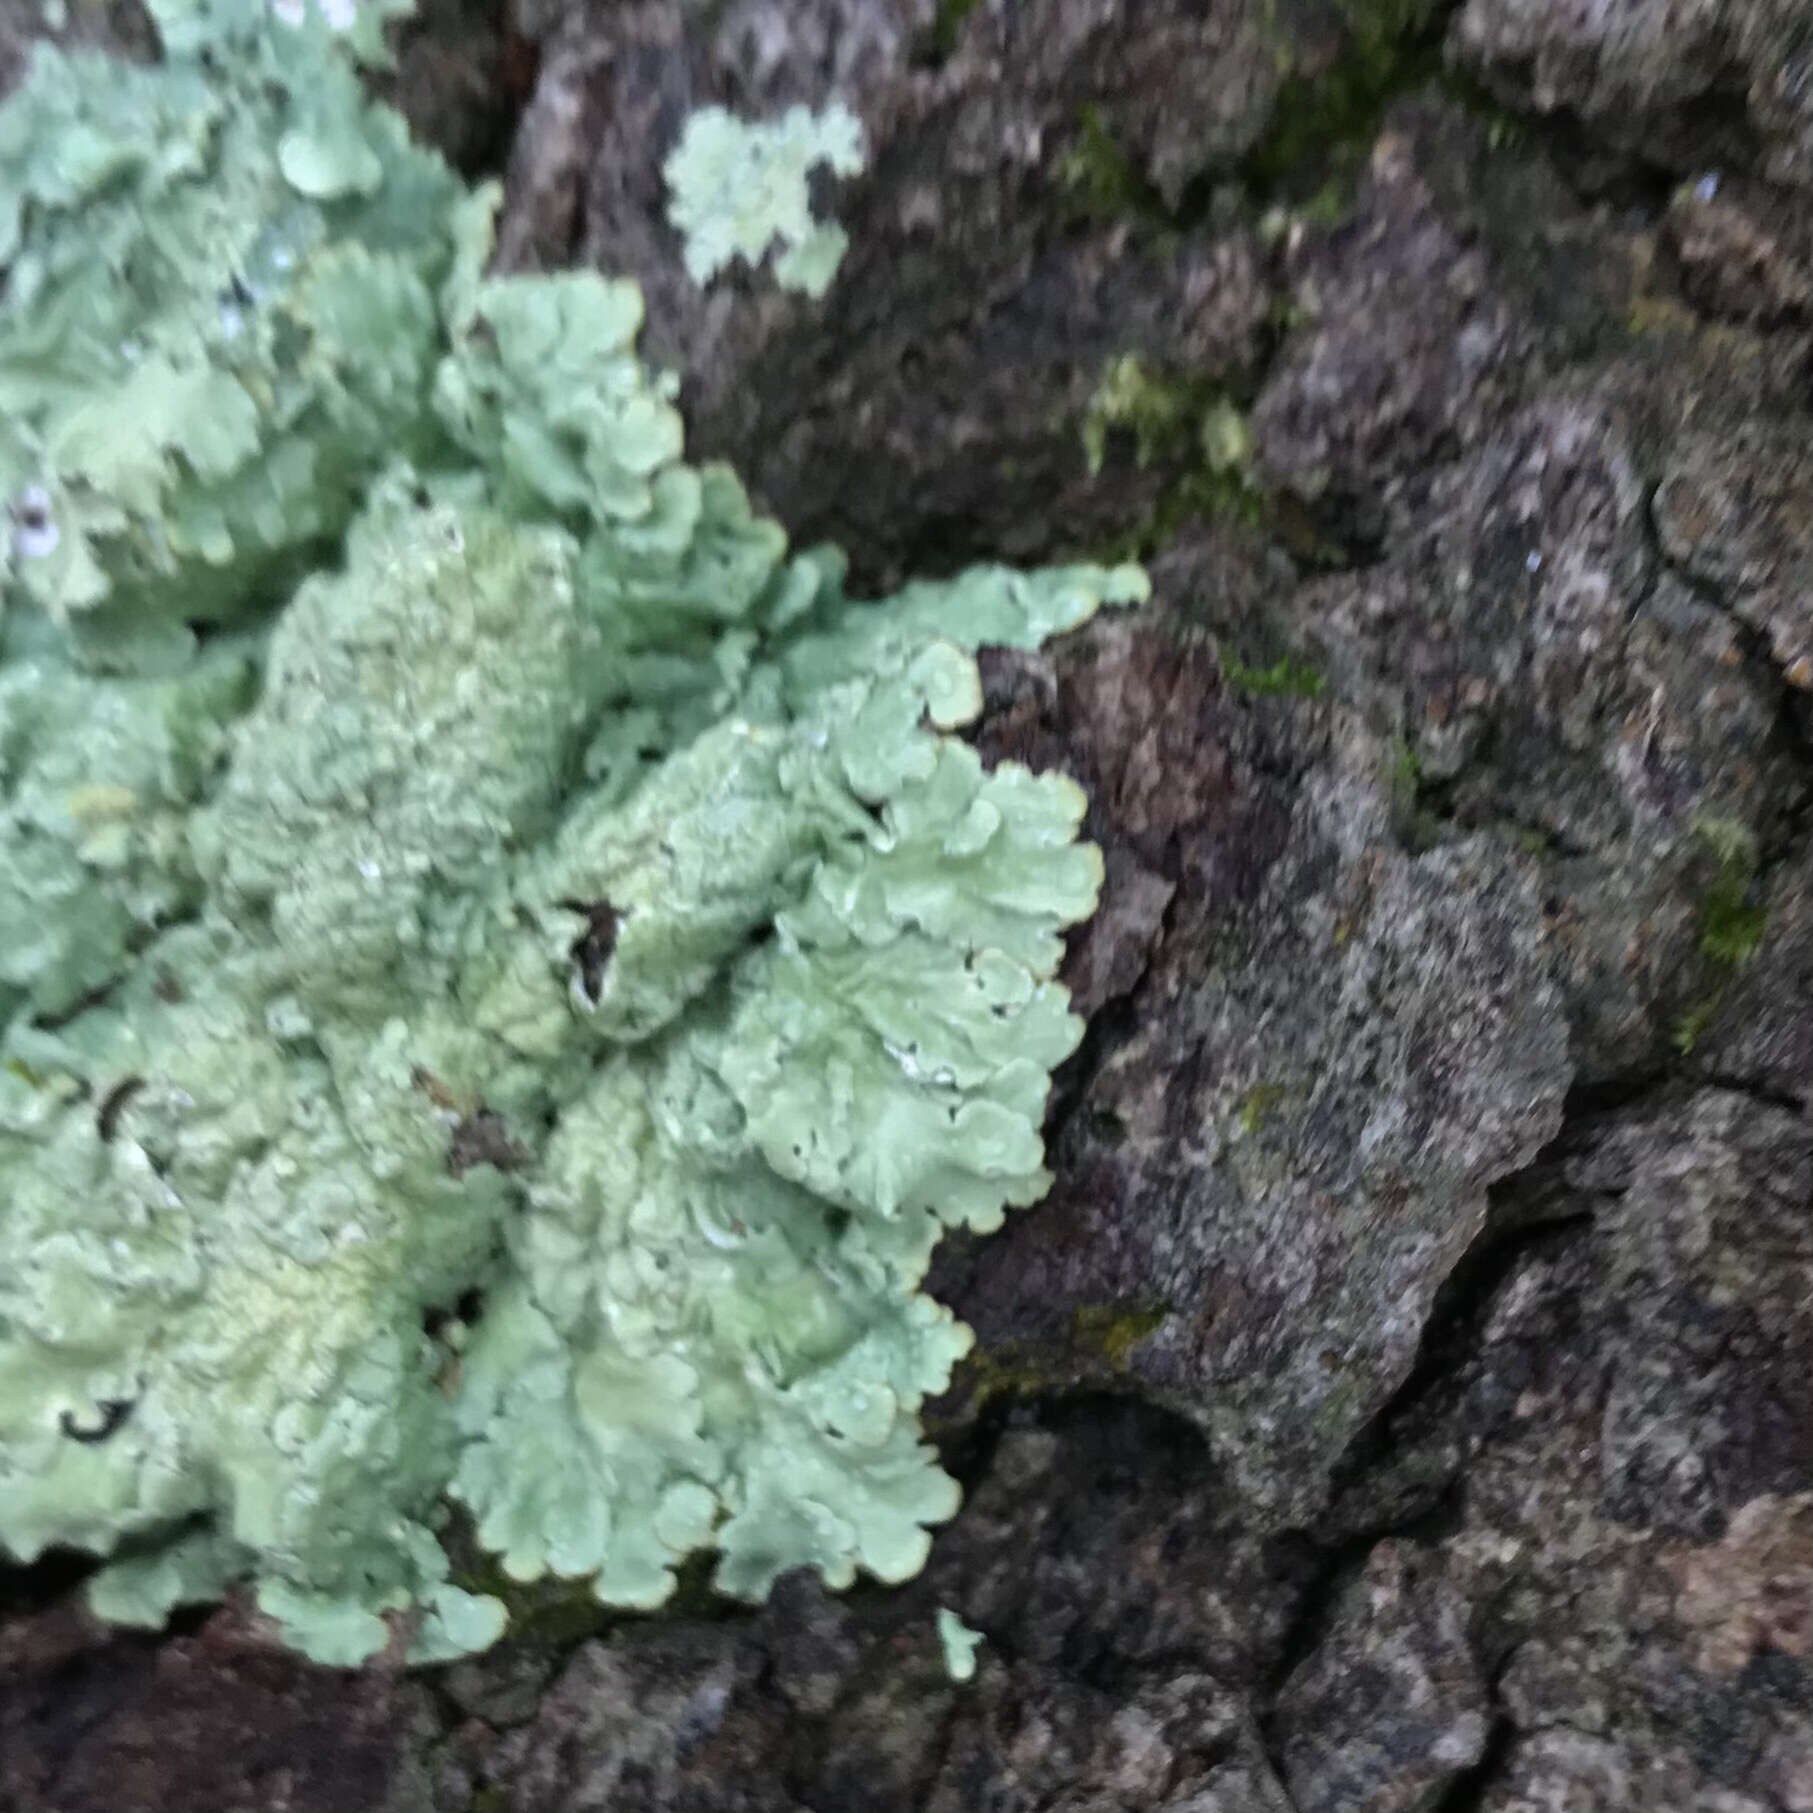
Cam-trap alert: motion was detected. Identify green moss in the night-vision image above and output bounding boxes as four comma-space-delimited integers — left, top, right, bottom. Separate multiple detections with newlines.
934, 1339, 1058, 1423
1083, 362, 1254, 483
1665, 819, 1767, 1059
1288, 175, 1356, 231
1386, 737, 1421, 800
1221, 652, 1325, 699
1083, 354, 1197, 475
1701, 899, 1767, 966
936, 1300, 1169, 1422
1058, 104, 1154, 222
1091, 464, 1268, 567
1070, 1302, 1168, 1367
1081, 360, 1266, 562
1484, 113, 1525, 154
1161, 462, 1268, 537
1671, 1000, 1719, 1056
1235, 1080, 1287, 1135
1627, 294, 1704, 341
1244, 0, 1444, 213
1692, 816, 1767, 967
489, 1576, 612, 1650
927, 0, 981, 61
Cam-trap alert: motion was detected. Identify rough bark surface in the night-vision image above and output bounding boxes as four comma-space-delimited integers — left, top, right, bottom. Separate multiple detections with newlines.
1, 0, 1809, 1809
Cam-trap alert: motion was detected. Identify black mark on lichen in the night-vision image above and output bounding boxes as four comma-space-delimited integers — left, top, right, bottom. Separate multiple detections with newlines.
425, 1286, 485, 1343
413, 1066, 531, 1177
558, 898, 622, 1003
448, 1109, 530, 1178
96, 1075, 146, 1142
60, 1398, 135, 1444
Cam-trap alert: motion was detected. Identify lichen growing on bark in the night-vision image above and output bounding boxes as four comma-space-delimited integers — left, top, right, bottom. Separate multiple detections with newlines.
0, 0, 1143, 1664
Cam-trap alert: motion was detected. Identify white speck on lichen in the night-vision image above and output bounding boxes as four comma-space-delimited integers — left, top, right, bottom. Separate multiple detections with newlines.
271, 0, 356, 29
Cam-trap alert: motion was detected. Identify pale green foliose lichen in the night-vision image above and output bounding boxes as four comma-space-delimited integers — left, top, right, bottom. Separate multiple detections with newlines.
0, 0, 1146, 1666
936, 1606, 982, 1682
663, 101, 865, 298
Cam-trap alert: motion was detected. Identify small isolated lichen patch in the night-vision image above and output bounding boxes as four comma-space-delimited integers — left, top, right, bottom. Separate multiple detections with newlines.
936, 1606, 982, 1681
0, 0, 1143, 1668
664, 101, 865, 297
